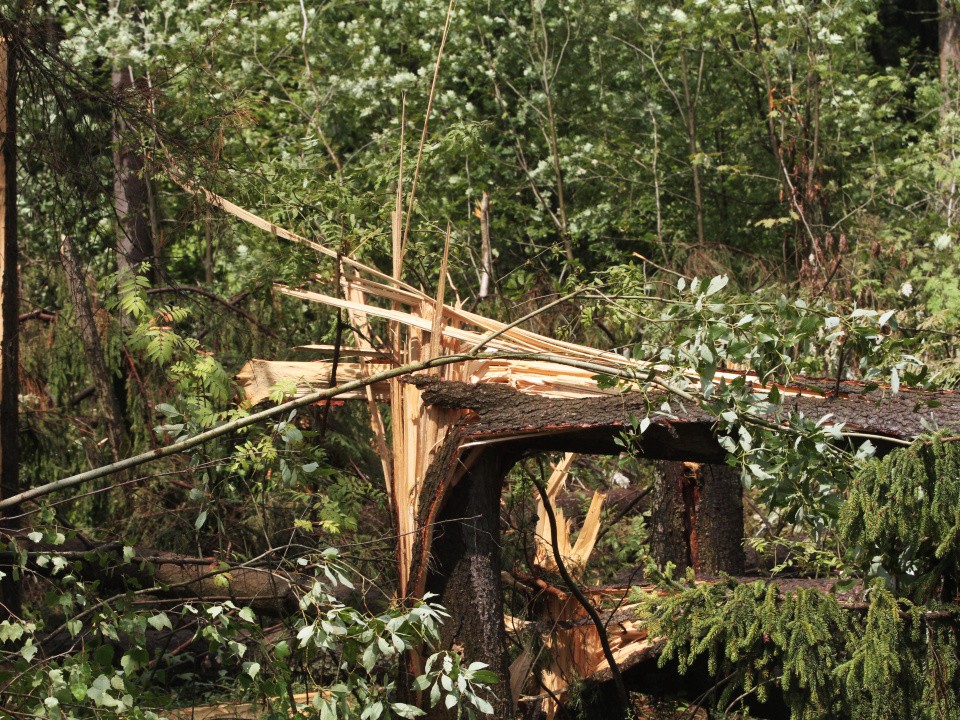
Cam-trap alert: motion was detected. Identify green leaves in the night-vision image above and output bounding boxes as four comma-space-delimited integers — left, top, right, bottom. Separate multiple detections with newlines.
415, 653, 498, 719
146, 612, 172, 632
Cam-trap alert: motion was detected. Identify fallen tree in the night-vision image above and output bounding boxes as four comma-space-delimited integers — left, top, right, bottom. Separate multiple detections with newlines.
10, 184, 960, 719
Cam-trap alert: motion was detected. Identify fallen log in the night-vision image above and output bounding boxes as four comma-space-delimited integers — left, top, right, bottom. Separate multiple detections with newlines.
6, 533, 308, 615
410, 376, 960, 455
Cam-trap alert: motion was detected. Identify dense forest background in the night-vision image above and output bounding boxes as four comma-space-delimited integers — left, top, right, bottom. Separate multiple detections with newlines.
4, 0, 960, 718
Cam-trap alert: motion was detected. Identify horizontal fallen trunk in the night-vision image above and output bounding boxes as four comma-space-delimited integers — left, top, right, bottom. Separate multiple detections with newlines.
7, 534, 308, 615
411, 376, 960, 456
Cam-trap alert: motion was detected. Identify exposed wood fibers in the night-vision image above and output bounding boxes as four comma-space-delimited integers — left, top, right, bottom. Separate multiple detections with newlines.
178, 178, 913, 714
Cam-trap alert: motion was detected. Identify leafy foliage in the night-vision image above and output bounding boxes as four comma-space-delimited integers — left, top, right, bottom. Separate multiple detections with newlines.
7, 0, 960, 717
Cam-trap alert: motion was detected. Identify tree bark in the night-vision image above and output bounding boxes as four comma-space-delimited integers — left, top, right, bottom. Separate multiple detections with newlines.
941, 0, 960, 112
0, 30, 20, 619
695, 463, 745, 575
940, 0, 960, 226
650, 461, 694, 571
425, 450, 514, 719
60, 235, 127, 459
651, 462, 744, 576
413, 376, 960, 456
112, 66, 154, 281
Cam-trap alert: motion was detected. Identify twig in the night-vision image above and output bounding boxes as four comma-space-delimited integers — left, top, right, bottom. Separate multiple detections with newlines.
400, 0, 455, 259
468, 288, 587, 352
631, 252, 686, 279
147, 285, 277, 337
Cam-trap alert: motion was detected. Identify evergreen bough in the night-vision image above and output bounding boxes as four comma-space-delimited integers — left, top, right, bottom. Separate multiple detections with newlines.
645, 436, 960, 719
840, 434, 960, 602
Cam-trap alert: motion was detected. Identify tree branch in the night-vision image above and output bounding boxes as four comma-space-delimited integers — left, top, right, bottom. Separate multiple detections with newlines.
0, 352, 487, 510
146, 285, 277, 338
530, 472, 629, 716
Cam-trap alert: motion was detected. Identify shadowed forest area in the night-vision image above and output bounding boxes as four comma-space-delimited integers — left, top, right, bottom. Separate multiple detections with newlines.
4, 1, 960, 718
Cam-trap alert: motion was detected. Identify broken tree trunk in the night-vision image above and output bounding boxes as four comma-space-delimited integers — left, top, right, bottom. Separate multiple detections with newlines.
424, 449, 516, 720
650, 462, 744, 576
412, 376, 960, 458
11, 534, 307, 616
401, 374, 960, 714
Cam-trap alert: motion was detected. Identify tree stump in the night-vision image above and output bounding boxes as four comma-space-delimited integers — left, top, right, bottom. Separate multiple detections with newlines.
424, 449, 514, 719
650, 462, 744, 576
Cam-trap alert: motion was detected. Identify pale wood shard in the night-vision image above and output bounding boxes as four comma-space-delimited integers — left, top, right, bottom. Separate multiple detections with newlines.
478, 191, 492, 299
511, 592, 659, 720
531, 453, 607, 576
533, 453, 577, 573
571, 491, 606, 569
525, 453, 624, 718
236, 359, 390, 405
293, 344, 389, 358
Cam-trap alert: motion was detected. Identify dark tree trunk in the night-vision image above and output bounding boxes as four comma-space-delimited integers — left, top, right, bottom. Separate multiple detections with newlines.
940, 0, 960, 108
695, 463, 745, 575
112, 67, 154, 281
10, 532, 306, 616
60, 235, 127, 459
651, 462, 744, 576
425, 450, 514, 720
0, 29, 20, 620
940, 0, 960, 225
650, 461, 694, 571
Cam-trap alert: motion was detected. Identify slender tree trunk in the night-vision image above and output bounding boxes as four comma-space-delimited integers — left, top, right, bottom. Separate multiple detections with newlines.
425, 450, 514, 719
941, 0, 960, 114
60, 235, 127, 459
940, 0, 960, 227
204, 211, 214, 285
112, 66, 154, 281
680, 50, 706, 247
0, 30, 20, 619
650, 461, 744, 576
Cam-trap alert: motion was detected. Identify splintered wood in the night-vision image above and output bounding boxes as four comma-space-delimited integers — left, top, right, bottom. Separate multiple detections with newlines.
199, 182, 672, 597
532, 453, 606, 574
179, 178, 836, 708
525, 454, 655, 719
